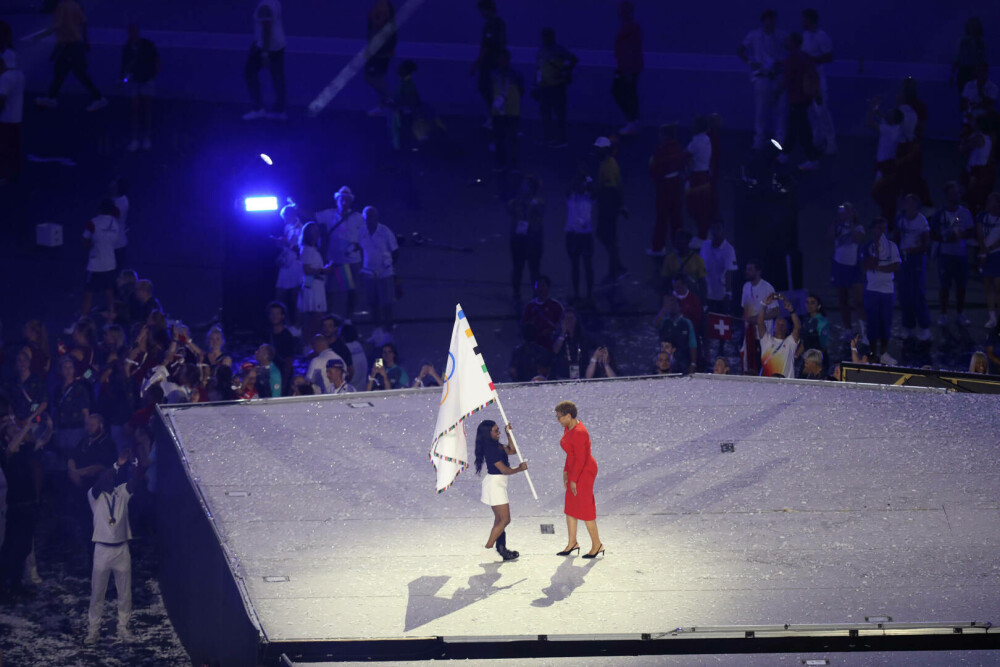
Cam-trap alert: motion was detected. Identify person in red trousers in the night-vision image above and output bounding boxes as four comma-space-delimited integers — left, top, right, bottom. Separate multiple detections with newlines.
555, 400, 604, 559
648, 123, 685, 255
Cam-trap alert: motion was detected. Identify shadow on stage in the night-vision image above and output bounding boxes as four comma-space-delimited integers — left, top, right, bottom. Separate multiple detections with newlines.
404, 562, 526, 631
531, 556, 598, 607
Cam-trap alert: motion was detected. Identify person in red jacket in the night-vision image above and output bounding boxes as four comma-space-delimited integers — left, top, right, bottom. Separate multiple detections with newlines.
555, 401, 604, 558
648, 123, 685, 255
612, 1, 643, 135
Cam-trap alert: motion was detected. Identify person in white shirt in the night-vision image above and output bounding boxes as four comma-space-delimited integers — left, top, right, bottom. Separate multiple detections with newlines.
894, 194, 931, 341
700, 221, 737, 314
801, 8, 835, 155
976, 193, 1000, 329
738, 10, 787, 151
740, 259, 776, 373
359, 206, 399, 328
306, 334, 343, 392
828, 202, 866, 337
931, 182, 975, 325
685, 115, 713, 242
274, 203, 304, 325
85, 460, 143, 645
242, 0, 287, 120
960, 64, 998, 125
0, 49, 24, 184
324, 358, 356, 394
297, 222, 329, 340
863, 217, 901, 365
866, 100, 903, 222
565, 170, 595, 303
82, 199, 121, 320
315, 185, 365, 317
756, 292, 800, 378
110, 176, 130, 270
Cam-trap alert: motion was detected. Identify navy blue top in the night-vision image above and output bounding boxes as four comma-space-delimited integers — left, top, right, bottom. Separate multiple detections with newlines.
483, 441, 510, 475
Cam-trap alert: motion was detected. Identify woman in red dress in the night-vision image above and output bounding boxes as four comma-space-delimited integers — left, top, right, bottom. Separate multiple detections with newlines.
555, 400, 604, 558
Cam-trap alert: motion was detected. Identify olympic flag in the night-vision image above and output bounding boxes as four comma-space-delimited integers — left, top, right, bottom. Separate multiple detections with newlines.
430, 305, 498, 493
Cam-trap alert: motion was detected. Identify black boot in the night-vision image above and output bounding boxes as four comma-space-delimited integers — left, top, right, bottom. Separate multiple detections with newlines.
495, 531, 518, 561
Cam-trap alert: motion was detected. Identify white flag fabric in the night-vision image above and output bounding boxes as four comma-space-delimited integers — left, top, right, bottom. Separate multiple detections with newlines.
430, 304, 497, 493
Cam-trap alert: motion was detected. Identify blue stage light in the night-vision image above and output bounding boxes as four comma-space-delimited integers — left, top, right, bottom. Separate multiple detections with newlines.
260, 153, 273, 166
244, 196, 279, 212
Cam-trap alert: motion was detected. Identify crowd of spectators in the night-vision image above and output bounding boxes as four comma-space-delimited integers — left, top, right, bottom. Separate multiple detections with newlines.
1, 2, 999, 652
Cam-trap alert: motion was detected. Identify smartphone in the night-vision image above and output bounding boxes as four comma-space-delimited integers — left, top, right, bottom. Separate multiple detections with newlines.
375, 358, 384, 368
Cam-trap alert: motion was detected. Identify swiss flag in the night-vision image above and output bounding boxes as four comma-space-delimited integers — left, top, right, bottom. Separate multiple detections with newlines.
706, 312, 734, 341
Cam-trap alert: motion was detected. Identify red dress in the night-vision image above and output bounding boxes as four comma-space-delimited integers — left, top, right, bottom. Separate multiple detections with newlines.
561, 421, 599, 521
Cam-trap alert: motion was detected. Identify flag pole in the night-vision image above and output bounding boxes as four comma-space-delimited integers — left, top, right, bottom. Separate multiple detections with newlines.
492, 396, 538, 500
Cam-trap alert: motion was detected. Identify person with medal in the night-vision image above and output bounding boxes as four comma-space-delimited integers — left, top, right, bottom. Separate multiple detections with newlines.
85, 449, 144, 645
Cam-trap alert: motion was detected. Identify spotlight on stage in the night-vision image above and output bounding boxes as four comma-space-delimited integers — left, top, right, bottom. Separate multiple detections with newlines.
259, 153, 273, 166
244, 196, 279, 212
770, 138, 783, 152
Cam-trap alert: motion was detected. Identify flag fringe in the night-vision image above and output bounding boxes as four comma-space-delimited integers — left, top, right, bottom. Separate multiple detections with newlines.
429, 397, 496, 449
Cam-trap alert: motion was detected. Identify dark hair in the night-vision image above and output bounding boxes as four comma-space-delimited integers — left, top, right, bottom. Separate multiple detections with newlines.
746, 258, 761, 271
555, 400, 577, 419
802, 8, 819, 23
541, 27, 555, 46
807, 292, 824, 313
100, 198, 118, 216
474, 420, 498, 475
266, 301, 287, 317
760, 9, 776, 21
381, 341, 398, 358
788, 32, 803, 47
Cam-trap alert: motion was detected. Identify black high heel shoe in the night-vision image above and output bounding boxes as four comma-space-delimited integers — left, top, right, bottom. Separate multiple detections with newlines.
582, 544, 605, 559
556, 543, 580, 556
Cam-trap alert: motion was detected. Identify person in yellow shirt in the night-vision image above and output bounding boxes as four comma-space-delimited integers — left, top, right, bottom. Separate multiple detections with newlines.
33, 0, 106, 111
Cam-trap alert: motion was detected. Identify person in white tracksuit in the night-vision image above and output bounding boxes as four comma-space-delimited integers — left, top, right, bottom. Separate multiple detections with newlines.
85, 456, 143, 645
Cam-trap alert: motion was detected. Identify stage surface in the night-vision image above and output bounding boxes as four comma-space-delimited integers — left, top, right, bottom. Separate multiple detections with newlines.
157, 375, 1000, 657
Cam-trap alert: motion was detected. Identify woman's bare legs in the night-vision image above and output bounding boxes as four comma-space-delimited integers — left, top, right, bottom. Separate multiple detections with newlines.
584, 519, 602, 555
564, 514, 578, 551
485, 504, 510, 548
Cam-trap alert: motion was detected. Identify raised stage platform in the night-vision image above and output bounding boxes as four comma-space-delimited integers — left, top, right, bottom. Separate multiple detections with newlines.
153, 375, 1000, 665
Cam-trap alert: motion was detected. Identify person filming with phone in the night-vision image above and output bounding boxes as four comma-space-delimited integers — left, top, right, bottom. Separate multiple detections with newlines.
756, 292, 801, 378
365, 342, 410, 391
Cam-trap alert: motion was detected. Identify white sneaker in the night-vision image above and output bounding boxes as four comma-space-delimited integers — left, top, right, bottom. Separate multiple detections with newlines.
115, 627, 134, 643
86, 98, 109, 112
141, 138, 152, 150
986, 314, 998, 329
84, 630, 100, 646
127, 139, 140, 152
880, 352, 897, 366
242, 108, 267, 121
916, 328, 932, 342
266, 111, 288, 121
797, 160, 821, 171
35, 97, 58, 108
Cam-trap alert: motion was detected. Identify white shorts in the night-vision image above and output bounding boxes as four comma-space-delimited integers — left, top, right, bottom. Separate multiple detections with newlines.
480, 473, 509, 506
